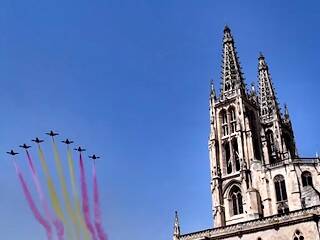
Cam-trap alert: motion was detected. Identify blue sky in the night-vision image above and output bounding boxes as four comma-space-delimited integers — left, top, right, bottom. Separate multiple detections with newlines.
1, 0, 320, 239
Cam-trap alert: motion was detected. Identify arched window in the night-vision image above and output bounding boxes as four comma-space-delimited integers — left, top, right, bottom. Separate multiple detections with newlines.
274, 175, 289, 214
293, 230, 304, 240
230, 185, 243, 216
229, 107, 236, 134
301, 171, 313, 187
274, 175, 287, 201
221, 110, 228, 137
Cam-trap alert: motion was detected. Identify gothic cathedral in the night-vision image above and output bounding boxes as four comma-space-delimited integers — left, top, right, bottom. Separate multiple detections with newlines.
173, 26, 320, 240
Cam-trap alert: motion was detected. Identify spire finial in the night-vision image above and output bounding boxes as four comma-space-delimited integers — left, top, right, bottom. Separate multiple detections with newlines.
258, 52, 268, 70
259, 52, 265, 60
284, 103, 289, 115
283, 103, 291, 121
210, 79, 214, 91
223, 25, 233, 43
173, 211, 180, 240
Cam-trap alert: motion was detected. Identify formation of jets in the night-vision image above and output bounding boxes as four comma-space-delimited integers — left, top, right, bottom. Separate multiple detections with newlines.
6, 131, 101, 162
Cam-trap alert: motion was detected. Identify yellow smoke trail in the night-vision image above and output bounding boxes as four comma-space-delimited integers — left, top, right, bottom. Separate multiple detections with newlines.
66, 146, 91, 240
37, 145, 72, 240
51, 139, 81, 239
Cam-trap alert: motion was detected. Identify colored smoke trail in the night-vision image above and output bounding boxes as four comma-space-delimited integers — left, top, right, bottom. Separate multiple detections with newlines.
93, 161, 108, 240
26, 150, 65, 240
13, 159, 52, 240
52, 140, 81, 239
37, 145, 68, 240
66, 147, 91, 240
79, 153, 98, 240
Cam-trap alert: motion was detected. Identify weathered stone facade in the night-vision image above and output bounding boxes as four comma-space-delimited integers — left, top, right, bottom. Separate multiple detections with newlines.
173, 26, 320, 240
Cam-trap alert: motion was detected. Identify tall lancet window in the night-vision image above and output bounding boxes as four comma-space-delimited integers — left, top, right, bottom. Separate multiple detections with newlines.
221, 110, 229, 136
229, 107, 236, 134
247, 110, 260, 160
224, 142, 232, 174
230, 185, 243, 216
266, 130, 276, 162
232, 139, 240, 171
274, 175, 289, 214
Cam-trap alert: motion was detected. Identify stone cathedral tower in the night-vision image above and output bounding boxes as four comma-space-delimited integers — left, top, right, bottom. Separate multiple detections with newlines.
173, 27, 320, 240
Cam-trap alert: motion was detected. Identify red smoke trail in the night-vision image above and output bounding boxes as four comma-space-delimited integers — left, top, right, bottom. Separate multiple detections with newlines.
79, 153, 98, 240
26, 151, 65, 240
13, 159, 52, 240
93, 161, 108, 240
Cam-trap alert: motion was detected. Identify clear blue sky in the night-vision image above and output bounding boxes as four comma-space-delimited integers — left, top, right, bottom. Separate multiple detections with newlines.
1, 0, 320, 239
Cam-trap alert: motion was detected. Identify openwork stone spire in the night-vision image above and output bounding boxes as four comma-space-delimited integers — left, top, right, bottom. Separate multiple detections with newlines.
220, 26, 245, 97
173, 211, 180, 240
258, 53, 280, 121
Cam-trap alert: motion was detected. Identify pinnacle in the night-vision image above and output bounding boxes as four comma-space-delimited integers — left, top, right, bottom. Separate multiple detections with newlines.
210, 80, 216, 95
173, 211, 180, 237
284, 104, 290, 117
223, 25, 233, 44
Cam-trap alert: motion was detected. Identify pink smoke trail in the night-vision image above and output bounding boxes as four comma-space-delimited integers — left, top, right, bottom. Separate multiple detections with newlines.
79, 153, 98, 240
13, 159, 52, 240
93, 161, 108, 240
26, 150, 65, 240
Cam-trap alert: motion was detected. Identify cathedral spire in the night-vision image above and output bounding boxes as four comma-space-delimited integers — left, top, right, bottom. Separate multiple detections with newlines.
258, 53, 280, 121
220, 26, 245, 98
173, 211, 180, 240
